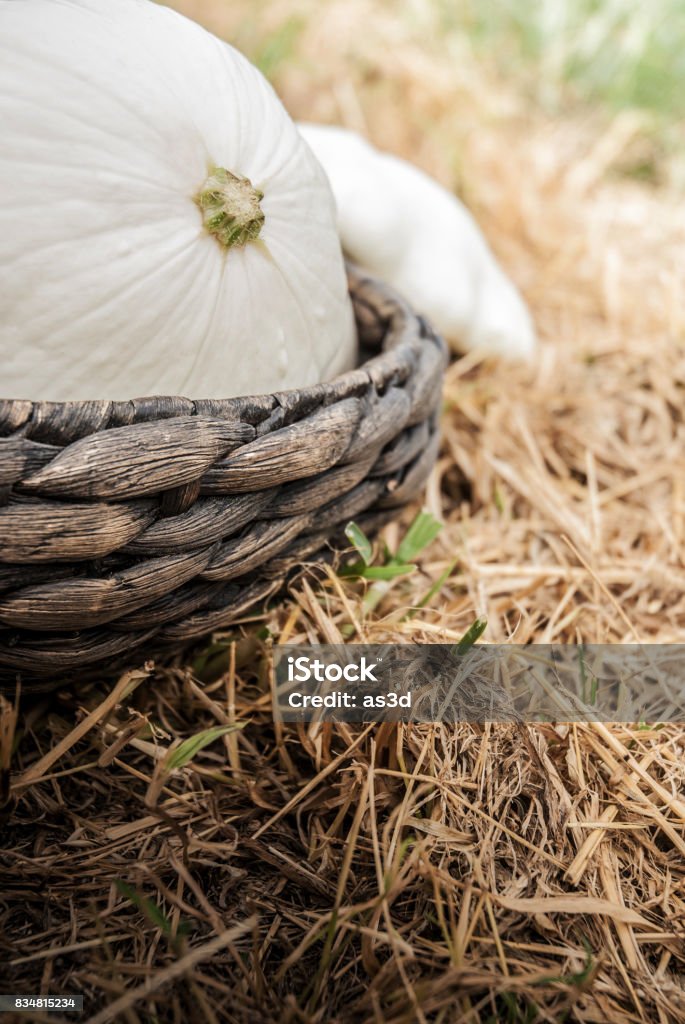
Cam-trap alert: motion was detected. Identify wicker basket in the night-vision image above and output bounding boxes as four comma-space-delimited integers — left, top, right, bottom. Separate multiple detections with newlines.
0, 266, 447, 686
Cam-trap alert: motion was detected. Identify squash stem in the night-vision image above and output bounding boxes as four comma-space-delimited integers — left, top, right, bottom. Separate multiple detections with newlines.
195, 167, 264, 249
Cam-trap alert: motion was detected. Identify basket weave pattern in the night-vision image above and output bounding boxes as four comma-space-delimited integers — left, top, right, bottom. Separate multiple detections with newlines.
0, 267, 446, 681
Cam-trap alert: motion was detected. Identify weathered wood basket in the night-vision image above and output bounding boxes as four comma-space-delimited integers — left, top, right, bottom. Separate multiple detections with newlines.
0, 266, 447, 687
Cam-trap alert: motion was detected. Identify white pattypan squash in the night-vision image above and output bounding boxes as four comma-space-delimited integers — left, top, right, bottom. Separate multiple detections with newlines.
298, 123, 536, 362
0, 0, 357, 402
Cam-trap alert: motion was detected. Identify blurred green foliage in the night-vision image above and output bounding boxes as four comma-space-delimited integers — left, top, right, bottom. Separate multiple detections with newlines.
442, 0, 685, 122
252, 15, 305, 79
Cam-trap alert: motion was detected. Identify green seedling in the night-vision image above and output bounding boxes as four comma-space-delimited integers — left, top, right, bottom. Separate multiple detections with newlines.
577, 646, 599, 705
163, 723, 244, 775
453, 616, 488, 655
115, 880, 189, 951
401, 557, 460, 620
396, 510, 444, 562
535, 937, 596, 989
115, 880, 174, 936
192, 633, 267, 682
344, 521, 373, 565
341, 510, 444, 615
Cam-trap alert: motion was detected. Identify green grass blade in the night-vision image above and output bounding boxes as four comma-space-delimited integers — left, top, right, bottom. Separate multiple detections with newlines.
455, 617, 488, 654
396, 510, 443, 563
405, 557, 460, 618
344, 521, 373, 565
115, 880, 173, 936
164, 724, 243, 773
360, 563, 417, 581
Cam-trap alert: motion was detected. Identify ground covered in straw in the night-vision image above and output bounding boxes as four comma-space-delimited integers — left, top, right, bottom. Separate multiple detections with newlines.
3, 2, 685, 1021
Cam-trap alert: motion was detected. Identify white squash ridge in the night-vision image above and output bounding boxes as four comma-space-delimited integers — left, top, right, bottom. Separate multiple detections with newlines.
0, 95, 178, 174
0, 46, 186, 155
263, 189, 335, 218
265, 230, 347, 310
263, 243, 328, 381
24, 229, 208, 379
0, 154, 176, 195
229, 57, 315, 196
15, 220, 202, 321
228, 36, 308, 187
258, 142, 348, 310
259, 140, 338, 213
154, 228, 235, 397
0, 208, 193, 265
174, 236, 240, 396
3, 0, 220, 144
253, 120, 299, 194
139, 18, 250, 152
2, 3, 255, 197
217, 115, 350, 367
175, 111, 339, 390
218, 35, 251, 176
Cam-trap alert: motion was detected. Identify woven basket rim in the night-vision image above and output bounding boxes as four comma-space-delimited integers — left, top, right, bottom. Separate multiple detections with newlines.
0, 265, 448, 686
0, 263, 434, 436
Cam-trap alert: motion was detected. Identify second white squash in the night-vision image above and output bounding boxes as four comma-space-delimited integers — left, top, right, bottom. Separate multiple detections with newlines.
298, 123, 536, 362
